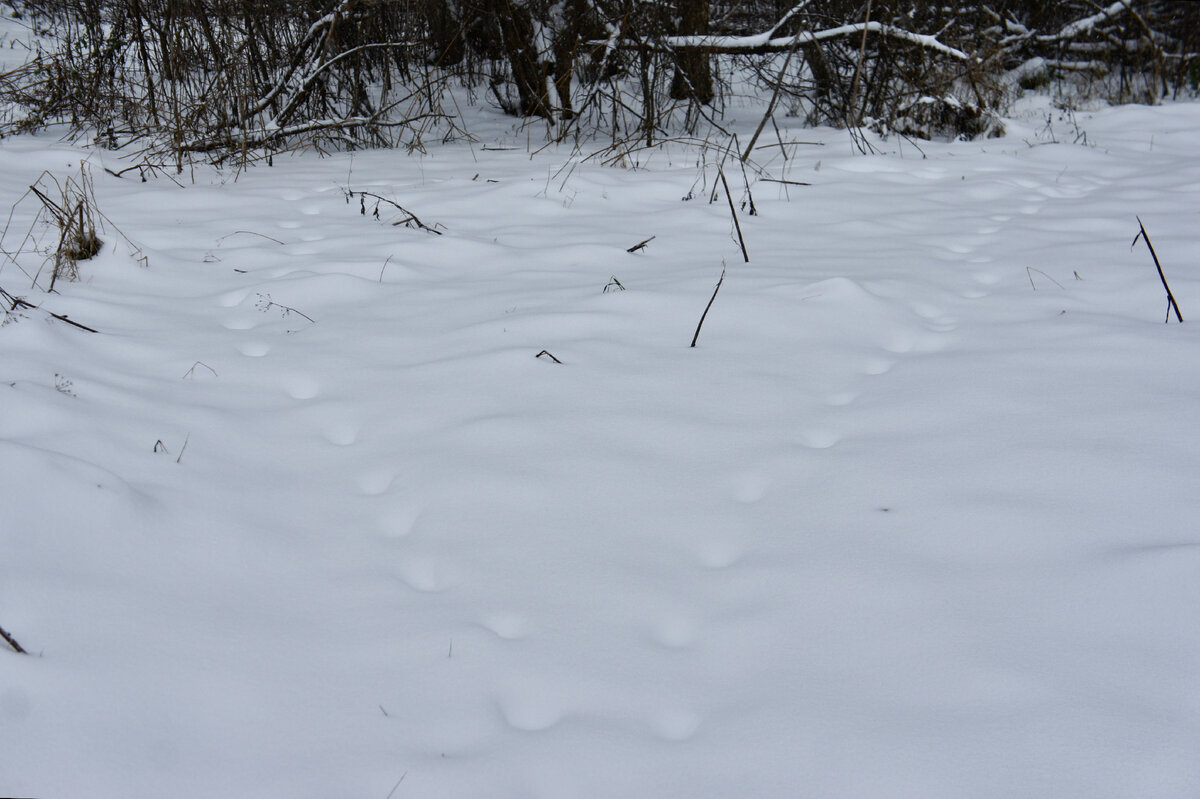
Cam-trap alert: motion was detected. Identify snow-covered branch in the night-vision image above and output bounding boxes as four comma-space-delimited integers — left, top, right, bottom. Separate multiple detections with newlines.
629, 21, 970, 62
1039, 1, 1131, 43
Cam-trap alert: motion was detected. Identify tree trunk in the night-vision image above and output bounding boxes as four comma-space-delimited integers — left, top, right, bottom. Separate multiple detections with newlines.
425, 0, 465, 66
670, 0, 713, 103
489, 0, 552, 118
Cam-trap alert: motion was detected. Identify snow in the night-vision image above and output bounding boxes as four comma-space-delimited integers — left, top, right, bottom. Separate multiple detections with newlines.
3, 98, 1200, 798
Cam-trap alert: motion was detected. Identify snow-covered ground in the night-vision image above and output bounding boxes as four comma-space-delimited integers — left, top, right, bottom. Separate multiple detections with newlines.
2, 98, 1199, 799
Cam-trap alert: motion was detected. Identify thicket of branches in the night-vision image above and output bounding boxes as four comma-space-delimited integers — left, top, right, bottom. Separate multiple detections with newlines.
1, 1, 1196, 163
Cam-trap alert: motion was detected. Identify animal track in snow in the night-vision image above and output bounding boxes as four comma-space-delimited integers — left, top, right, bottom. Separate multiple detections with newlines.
283, 375, 321, 400
731, 473, 768, 504
479, 612, 532, 641
651, 709, 702, 742
882, 332, 916, 354
649, 614, 699, 650
496, 695, 563, 732
217, 289, 252, 308
376, 505, 419, 538
236, 341, 271, 357
397, 556, 460, 593
320, 419, 358, 446
862, 357, 895, 376
796, 429, 841, 449
909, 301, 945, 320
358, 468, 397, 496
825, 391, 858, 407
695, 540, 744, 570
924, 318, 958, 332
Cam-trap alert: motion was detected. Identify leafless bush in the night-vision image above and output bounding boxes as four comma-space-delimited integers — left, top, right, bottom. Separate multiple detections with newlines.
0, 1, 1194, 162
1, 164, 141, 291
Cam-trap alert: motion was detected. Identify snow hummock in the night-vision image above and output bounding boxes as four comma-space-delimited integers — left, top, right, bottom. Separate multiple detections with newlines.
2, 100, 1200, 799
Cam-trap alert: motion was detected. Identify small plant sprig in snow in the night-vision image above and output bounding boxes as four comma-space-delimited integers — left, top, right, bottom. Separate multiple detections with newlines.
54, 373, 76, 397
255, 293, 315, 324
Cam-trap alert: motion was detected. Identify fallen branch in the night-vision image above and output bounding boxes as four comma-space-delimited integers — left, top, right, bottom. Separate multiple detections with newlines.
1133, 217, 1183, 323
535, 349, 562, 363
605, 21, 970, 60
690, 263, 726, 348
1038, 1, 1131, 43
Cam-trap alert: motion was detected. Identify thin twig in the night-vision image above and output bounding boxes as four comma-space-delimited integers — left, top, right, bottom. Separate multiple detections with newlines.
742, 30, 804, 162
182, 361, 218, 379
604, 276, 626, 292
760, 178, 812, 187
1133, 216, 1183, 323
257, 294, 316, 324
691, 263, 727, 348
0, 286, 35, 310
47, 312, 99, 332
1026, 267, 1065, 290
1, 285, 98, 331
385, 773, 407, 799
216, 230, 286, 245
754, 141, 825, 150
736, 151, 757, 216
0, 623, 27, 654
349, 189, 442, 234
718, 170, 749, 263
626, 236, 656, 253
535, 350, 562, 363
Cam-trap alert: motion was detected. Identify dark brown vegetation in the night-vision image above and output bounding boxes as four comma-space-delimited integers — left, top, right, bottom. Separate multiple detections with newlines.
0, 1, 1195, 164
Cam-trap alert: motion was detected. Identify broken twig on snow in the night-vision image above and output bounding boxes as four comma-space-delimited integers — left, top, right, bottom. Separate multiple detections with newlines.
1, 623, 27, 654
626, 236, 655, 253
718, 170, 749, 263
604, 276, 626, 293
1133, 217, 1183, 323
690, 263, 726, 348
1, 285, 98, 331
348, 189, 443, 234
1026, 267, 1064, 291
